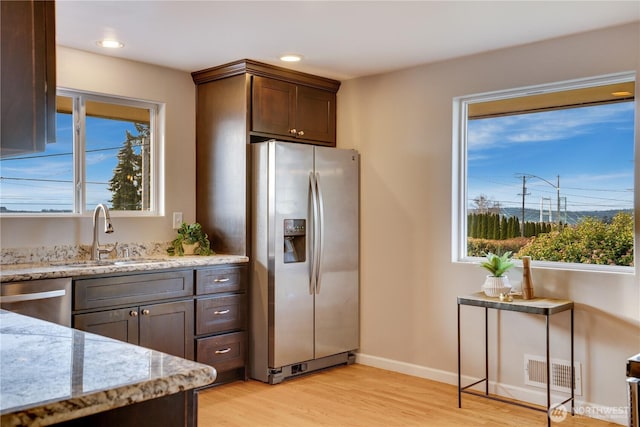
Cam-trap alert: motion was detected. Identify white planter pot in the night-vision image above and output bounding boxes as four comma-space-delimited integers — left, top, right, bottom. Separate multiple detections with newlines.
482, 275, 512, 297
182, 241, 200, 255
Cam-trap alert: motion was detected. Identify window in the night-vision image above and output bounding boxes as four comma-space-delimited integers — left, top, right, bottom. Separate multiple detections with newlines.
453, 72, 636, 271
0, 89, 162, 215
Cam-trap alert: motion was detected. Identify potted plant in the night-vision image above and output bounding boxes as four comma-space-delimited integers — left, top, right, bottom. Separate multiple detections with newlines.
167, 222, 213, 256
479, 251, 514, 297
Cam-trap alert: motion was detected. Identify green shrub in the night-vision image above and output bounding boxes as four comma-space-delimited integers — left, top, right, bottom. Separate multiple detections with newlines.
517, 212, 633, 266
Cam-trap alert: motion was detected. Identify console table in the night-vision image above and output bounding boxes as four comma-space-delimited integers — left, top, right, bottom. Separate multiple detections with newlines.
457, 293, 574, 426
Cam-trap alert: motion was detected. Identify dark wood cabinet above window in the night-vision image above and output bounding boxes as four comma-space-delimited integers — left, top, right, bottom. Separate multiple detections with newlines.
0, 0, 56, 158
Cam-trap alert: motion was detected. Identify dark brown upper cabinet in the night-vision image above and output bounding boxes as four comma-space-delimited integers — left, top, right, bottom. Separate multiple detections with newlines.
1, 0, 56, 158
193, 59, 340, 147
252, 76, 336, 145
191, 60, 340, 255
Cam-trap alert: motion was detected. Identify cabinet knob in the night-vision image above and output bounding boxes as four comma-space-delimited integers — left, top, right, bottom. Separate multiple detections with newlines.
141, 309, 150, 315
129, 310, 138, 317
289, 128, 297, 135
297, 130, 305, 137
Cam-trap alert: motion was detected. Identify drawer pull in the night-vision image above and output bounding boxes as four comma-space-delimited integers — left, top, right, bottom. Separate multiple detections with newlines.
213, 278, 230, 283
213, 309, 230, 315
215, 348, 232, 354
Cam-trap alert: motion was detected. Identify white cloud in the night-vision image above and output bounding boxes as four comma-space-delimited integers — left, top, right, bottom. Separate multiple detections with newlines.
468, 102, 633, 150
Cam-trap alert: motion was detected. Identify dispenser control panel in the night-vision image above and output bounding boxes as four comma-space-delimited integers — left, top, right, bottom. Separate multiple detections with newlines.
284, 219, 306, 236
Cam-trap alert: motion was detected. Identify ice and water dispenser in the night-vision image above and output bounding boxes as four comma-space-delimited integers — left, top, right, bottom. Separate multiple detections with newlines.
283, 219, 306, 263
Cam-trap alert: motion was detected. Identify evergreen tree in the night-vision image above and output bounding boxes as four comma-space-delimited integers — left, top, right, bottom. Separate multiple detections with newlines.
108, 123, 149, 210
507, 217, 515, 238
481, 214, 489, 239
500, 216, 508, 240
491, 214, 499, 239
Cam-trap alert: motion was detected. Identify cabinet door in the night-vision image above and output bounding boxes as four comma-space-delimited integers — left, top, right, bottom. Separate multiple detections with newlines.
0, 0, 56, 157
74, 307, 139, 344
139, 300, 194, 359
252, 76, 296, 137
296, 85, 336, 145
74, 270, 194, 311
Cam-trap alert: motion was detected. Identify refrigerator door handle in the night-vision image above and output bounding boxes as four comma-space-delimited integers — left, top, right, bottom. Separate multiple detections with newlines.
309, 172, 320, 295
314, 172, 325, 294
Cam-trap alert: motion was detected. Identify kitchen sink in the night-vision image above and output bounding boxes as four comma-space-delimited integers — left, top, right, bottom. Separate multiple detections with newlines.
112, 258, 163, 266
51, 258, 167, 268
50, 260, 113, 268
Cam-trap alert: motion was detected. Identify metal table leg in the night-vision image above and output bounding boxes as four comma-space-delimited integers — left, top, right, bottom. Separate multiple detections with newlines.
571, 308, 575, 415
485, 307, 489, 396
457, 302, 461, 408
546, 313, 551, 427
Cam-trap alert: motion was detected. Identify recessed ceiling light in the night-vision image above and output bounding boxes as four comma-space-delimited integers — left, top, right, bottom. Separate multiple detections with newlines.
611, 91, 632, 97
97, 39, 124, 49
280, 54, 302, 62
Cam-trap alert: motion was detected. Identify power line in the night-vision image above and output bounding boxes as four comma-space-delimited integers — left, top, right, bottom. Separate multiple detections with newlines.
0, 143, 147, 162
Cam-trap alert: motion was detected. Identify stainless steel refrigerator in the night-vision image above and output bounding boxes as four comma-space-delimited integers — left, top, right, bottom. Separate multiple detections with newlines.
250, 140, 359, 384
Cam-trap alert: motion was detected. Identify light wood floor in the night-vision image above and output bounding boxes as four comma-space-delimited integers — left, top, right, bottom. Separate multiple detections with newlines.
198, 364, 619, 426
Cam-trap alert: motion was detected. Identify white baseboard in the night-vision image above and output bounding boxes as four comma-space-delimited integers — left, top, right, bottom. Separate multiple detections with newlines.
355, 353, 628, 426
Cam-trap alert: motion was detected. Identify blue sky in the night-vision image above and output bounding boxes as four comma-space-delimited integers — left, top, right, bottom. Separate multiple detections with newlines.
0, 114, 139, 212
467, 101, 635, 214
0, 100, 635, 214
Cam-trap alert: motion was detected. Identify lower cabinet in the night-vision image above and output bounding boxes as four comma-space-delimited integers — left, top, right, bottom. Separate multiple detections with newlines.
73, 270, 194, 360
72, 264, 249, 385
194, 264, 248, 385
74, 300, 194, 359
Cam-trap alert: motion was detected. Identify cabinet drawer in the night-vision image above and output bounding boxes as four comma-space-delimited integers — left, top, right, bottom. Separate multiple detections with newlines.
74, 270, 194, 310
196, 294, 246, 335
196, 332, 246, 372
196, 265, 246, 295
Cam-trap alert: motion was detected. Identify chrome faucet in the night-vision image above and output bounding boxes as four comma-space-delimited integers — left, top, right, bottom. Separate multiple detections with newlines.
91, 203, 115, 260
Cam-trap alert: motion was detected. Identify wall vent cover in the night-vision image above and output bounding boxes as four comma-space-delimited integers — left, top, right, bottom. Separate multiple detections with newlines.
524, 354, 582, 396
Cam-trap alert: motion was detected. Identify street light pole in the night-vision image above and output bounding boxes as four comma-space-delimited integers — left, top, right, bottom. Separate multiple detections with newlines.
515, 173, 561, 230
556, 175, 561, 228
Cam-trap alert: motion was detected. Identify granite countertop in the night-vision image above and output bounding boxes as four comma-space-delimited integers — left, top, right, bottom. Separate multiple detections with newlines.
0, 310, 216, 426
0, 254, 249, 282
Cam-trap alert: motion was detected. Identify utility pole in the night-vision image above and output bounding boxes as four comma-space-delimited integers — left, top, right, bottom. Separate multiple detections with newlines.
516, 174, 531, 236
518, 173, 561, 230
556, 175, 561, 229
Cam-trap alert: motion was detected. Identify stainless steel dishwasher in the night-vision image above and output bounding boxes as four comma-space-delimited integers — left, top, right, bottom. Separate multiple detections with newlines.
1, 278, 72, 326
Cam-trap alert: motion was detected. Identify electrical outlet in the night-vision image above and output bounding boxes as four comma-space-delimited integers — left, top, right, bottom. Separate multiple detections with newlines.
172, 212, 183, 229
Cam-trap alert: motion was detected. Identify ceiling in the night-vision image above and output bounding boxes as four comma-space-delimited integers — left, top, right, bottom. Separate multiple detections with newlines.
55, 1, 640, 81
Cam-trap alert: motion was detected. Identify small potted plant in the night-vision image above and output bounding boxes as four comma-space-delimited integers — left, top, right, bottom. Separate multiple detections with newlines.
479, 251, 514, 297
167, 222, 213, 256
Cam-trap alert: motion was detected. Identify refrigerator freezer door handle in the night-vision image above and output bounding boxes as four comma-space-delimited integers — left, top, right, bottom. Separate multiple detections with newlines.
309, 172, 320, 295
315, 172, 325, 294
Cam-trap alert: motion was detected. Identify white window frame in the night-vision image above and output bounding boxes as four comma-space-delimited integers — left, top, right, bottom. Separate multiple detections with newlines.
0, 88, 164, 217
452, 71, 636, 274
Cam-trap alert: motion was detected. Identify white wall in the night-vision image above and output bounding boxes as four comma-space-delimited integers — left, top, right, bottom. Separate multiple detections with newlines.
0, 47, 196, 249
337, 22, 640, 422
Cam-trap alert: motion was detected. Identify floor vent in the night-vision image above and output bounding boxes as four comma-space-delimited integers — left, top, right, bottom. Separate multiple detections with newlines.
524, 354, 582, 396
